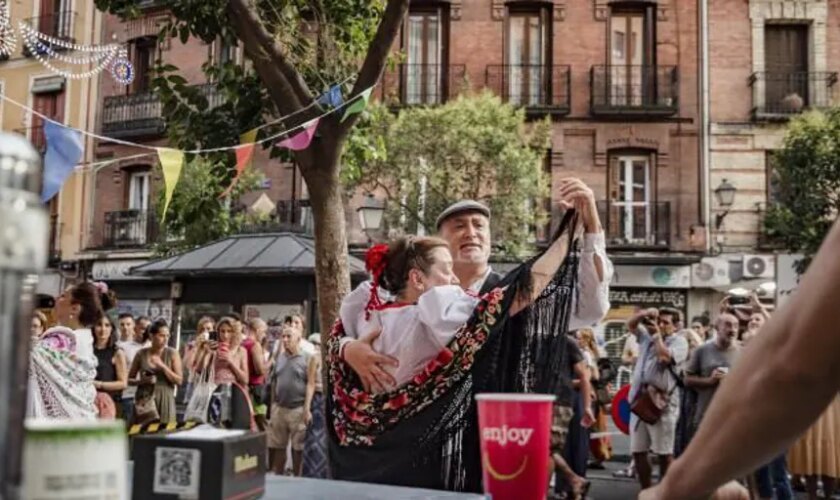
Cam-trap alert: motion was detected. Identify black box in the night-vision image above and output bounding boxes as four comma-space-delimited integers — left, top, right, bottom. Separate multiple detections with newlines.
131, 431, 266, 499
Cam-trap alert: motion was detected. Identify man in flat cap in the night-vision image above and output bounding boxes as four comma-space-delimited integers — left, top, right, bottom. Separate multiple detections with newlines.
344, 177, 612, 389
434, 178, 611, 304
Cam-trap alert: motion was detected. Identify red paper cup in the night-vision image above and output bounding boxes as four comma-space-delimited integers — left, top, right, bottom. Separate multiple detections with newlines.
476, 393, 555, 500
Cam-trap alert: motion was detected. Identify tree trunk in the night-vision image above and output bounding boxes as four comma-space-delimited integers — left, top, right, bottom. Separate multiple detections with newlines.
302, 141, 351, 337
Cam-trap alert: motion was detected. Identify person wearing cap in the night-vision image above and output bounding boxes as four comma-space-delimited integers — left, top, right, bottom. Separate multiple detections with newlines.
343, 177, 613, 398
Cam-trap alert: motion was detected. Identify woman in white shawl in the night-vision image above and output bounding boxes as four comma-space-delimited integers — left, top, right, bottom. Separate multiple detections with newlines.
28, 282, 116, 419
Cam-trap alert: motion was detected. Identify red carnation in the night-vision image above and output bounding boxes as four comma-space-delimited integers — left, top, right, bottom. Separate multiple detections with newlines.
365, 244, 389, 277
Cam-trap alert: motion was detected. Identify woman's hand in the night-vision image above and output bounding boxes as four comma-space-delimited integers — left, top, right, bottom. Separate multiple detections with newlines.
139, 373, 157, 385
149, 355, 165, 369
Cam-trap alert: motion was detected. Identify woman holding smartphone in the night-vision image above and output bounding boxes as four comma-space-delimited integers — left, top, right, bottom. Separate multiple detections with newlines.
193, 317, 253, 429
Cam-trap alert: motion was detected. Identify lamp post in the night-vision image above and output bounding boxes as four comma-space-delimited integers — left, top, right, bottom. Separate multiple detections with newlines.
714, 178, 737, 229
357, 194, 385, 245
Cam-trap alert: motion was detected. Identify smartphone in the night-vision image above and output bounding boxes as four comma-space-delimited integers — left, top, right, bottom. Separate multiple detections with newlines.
208, 330, 219, 342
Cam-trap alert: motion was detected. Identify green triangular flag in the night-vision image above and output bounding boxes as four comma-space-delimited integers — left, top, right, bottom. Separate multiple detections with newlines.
340, 87, 373, 123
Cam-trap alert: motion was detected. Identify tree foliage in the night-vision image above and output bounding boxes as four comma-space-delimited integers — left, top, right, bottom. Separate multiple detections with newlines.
94, 0, 410, 334
763, 109, 840, 272
153, 156, 265, 255
345, 92, 552, 257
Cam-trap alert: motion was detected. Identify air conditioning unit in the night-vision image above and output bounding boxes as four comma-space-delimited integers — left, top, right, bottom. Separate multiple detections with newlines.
691, 257, 731, 288
743, 254, 775, 279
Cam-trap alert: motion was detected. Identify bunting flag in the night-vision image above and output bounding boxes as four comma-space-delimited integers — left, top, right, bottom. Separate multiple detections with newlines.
276, 118, 319, 151
157, 148, 184, 222
340, 87, 373, 123
41, 120, 84, 202
317, 85, 344, 108
219, 128, 259, 198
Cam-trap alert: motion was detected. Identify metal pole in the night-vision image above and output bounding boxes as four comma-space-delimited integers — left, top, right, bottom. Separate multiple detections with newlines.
699, 0, 712, 254
0, 132, 48, 500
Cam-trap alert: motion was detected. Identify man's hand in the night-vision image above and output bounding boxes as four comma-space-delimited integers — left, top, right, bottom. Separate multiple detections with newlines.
343, 329, 399, 393
304, 408, 312, 426
582, 408, 596, 428
639, 481, 749, 500
559, 178, 601, 233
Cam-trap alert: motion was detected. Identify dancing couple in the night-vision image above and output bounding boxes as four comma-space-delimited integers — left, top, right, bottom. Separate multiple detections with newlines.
326, 178, 613, 495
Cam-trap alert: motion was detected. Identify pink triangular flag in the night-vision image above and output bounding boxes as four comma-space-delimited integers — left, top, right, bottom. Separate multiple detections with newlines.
220, 129, 258, 198
277, 118, 319, 151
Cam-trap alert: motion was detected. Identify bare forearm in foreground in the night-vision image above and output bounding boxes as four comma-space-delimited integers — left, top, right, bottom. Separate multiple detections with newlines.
655, 221, 840, 499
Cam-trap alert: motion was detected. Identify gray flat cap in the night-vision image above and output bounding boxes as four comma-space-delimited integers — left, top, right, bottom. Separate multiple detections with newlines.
435, 200, 491, 229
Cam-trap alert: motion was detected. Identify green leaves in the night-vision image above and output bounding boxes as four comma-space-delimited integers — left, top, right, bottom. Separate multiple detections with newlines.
764, 108, 840, 272
344, 92, 551, 257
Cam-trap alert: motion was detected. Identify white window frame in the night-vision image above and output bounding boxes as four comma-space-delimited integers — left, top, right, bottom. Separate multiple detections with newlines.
613, 155, 651, 243
128, 171, 151, 212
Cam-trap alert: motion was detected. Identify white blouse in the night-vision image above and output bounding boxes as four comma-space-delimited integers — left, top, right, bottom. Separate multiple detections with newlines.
339, 282, 480, 390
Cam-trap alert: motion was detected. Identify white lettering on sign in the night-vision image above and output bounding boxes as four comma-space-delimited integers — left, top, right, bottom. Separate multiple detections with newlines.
481, 426, 534, 447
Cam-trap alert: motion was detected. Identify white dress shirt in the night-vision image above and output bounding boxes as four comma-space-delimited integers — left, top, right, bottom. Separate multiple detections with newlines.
469, 232, 613, 331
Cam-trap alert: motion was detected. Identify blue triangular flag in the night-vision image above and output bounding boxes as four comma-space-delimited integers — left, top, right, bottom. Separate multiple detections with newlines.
41, 120, 83, 202
317, 85, 344, 108
328, 85, 344, 107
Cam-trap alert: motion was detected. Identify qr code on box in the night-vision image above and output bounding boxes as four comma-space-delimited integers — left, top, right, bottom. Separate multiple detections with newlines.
153, 447, 201, 498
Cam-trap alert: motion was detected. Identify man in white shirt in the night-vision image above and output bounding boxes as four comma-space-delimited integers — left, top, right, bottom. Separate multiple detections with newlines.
344, 177, 613, 393
116, 313, 147, 421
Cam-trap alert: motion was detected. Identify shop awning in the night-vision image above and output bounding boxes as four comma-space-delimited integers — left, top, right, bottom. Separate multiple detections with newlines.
131, 232, 367, 278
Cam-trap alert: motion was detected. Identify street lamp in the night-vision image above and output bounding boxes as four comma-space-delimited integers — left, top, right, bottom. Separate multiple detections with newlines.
357, 194, 385, 243
714, 178, 737, 229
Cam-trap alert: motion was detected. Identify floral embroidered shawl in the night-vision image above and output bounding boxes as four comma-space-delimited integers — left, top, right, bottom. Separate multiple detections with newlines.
326, 210, 580, 492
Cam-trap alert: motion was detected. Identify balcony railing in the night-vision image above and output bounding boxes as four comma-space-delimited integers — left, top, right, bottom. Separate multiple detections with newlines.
590, 65, 679, 116
598, 200, 672, 249
101, 84, 227, 138
749, 71, 837, 120
379, 64, 466, 106
14, 126, 46, 153
23, 11, 76, 56
485, 64, 571, 113
101, 210, 159, 248
102, 92, 165, 138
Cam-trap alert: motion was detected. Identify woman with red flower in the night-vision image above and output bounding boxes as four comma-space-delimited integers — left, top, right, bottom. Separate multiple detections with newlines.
327, 210, 583, 492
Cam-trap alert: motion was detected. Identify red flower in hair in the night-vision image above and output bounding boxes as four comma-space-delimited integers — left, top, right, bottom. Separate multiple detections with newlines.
363, 244, 389, 320
365, 244, 389, 278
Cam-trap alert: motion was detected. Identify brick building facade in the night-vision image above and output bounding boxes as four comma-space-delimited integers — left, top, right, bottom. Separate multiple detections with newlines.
707, 0, 838, 297
76, 0, 833, 343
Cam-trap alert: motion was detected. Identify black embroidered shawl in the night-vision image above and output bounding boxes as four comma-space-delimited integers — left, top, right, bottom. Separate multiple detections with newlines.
325, 210, 580, 492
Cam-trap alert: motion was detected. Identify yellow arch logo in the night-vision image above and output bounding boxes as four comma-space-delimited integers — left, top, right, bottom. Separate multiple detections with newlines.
483, 452, 528, 481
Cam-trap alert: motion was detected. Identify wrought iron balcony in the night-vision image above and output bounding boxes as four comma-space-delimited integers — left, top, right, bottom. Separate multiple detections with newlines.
101, 84, 227, 138
749, 71, 837, 120
14, 126, 46, 153
597, 200, 672, 250
379, 64, 466, 106
101, 92, 165, 139
485, 64, 571, 114
22, 11, 76, 56
590, 65, 679, 117
101, 210, 159, 248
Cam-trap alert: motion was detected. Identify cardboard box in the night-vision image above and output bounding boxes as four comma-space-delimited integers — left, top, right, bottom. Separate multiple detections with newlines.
131, 429, 266, 500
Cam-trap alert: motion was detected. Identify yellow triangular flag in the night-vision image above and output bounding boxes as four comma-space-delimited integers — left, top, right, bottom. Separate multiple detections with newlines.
157, 148, 185, 222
